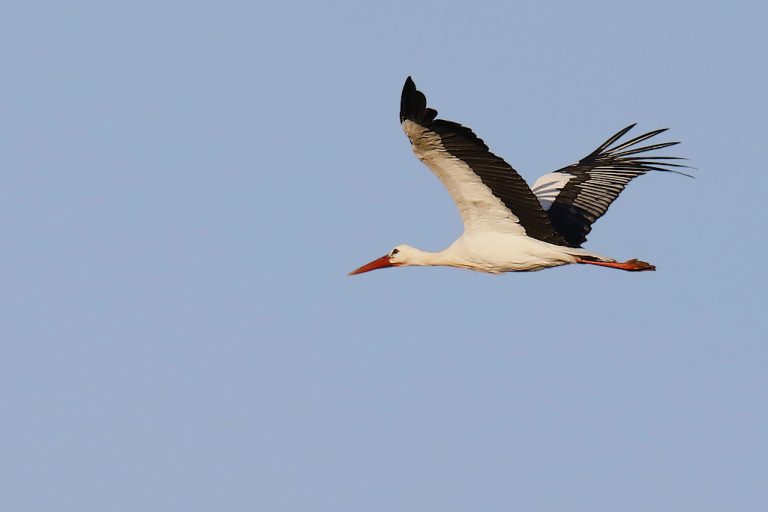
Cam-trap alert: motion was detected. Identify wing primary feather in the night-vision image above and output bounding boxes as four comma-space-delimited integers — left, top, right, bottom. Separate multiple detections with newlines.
590, 123, 637, 155
610, 141, 680, 158
607, 128, 669, 153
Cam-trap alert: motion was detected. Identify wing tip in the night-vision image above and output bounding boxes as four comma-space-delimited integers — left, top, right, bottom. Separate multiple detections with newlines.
400, 76, 436, 125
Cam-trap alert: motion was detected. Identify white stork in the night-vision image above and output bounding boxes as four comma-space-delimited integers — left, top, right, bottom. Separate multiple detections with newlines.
350, 77, 689, 276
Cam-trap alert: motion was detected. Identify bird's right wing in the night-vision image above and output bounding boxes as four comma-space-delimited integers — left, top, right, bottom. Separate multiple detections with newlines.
531, 124, 690, 247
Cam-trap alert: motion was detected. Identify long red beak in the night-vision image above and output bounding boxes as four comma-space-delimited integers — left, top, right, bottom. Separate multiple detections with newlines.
348, 255, 394, 276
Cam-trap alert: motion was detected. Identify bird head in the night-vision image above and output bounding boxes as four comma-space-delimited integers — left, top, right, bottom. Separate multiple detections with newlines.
348, 245, 416, 275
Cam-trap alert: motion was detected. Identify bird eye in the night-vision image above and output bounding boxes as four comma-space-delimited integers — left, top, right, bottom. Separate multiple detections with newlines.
391, 249, 400, 255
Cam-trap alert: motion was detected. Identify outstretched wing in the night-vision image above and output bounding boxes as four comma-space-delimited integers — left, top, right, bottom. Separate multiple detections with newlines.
400, 77, 565, 244
531, 124, 690, 247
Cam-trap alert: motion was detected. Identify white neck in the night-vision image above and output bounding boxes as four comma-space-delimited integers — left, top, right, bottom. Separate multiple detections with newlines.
397, 243, 470, 270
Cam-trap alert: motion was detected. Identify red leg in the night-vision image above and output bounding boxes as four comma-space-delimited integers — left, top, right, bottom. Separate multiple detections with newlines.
576, 258, 656, 271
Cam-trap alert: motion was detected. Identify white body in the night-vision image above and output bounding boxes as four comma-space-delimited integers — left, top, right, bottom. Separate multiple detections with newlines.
390, 234, 608, 274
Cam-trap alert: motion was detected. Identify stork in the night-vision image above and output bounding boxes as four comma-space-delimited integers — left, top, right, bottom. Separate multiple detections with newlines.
350, 77, 689, 276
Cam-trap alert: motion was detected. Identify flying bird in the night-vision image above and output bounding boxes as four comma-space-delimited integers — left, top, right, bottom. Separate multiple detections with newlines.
350, 77, 689, 276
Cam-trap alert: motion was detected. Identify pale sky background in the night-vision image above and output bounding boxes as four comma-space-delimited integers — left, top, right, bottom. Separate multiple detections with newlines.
1, 1, 766, 511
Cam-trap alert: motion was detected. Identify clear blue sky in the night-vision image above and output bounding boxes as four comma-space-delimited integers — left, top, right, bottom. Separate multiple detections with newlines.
1, 1, 766, 511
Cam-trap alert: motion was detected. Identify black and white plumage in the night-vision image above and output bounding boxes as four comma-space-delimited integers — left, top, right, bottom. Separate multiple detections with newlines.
532, 124, 690, 247
349, 77, 688, 276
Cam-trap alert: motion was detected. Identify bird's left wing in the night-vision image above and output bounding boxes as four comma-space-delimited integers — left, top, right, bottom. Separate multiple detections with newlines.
400, 77, 565, 244
531, 124, 690, 248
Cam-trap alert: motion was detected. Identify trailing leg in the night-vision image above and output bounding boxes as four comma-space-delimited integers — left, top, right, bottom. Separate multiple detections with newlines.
576, 257, 656, 271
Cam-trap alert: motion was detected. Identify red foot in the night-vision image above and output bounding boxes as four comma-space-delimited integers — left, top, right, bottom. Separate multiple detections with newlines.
576, 258, 656, 272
